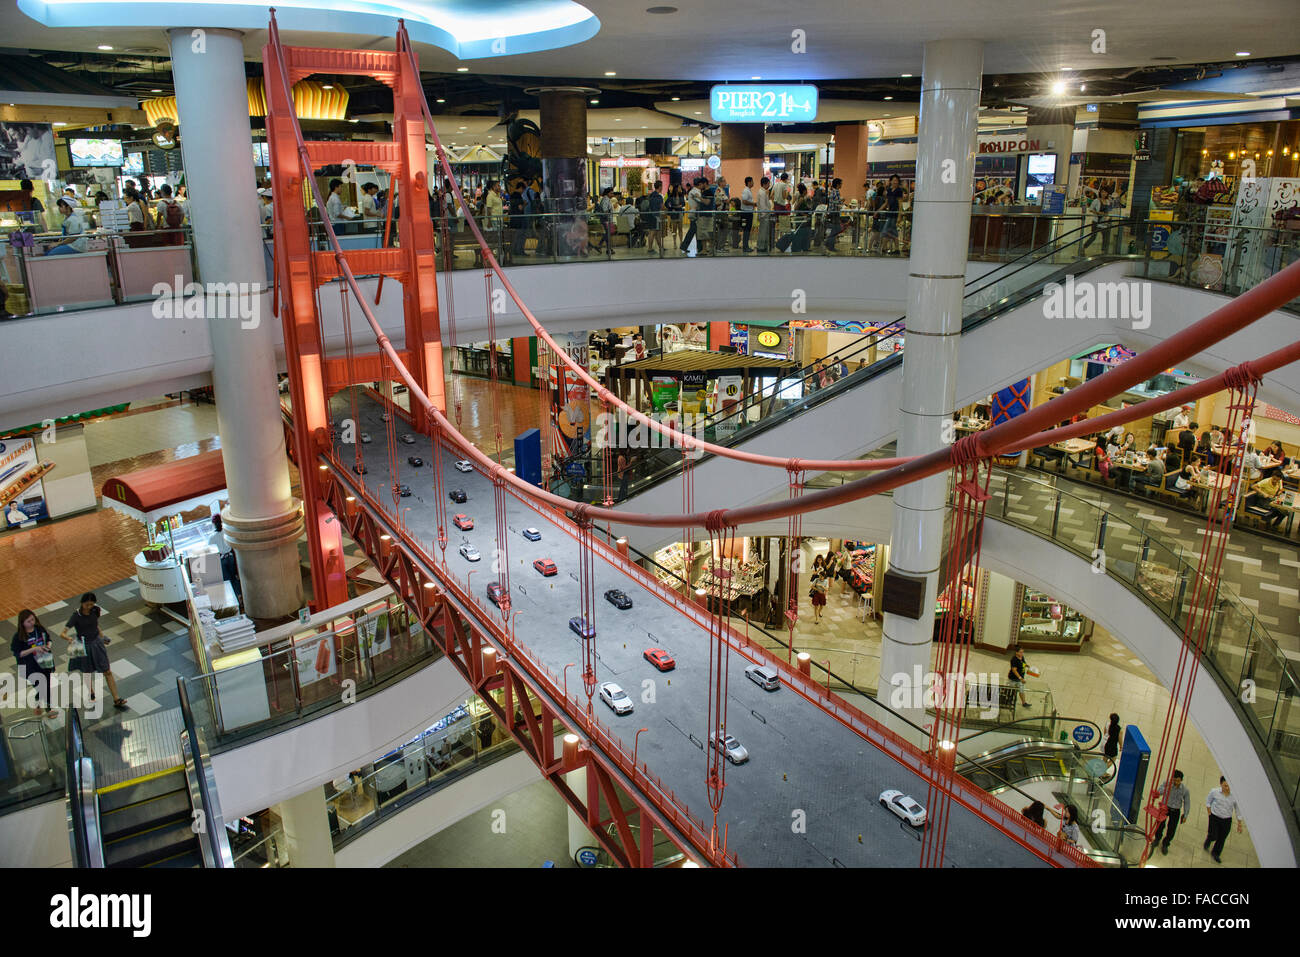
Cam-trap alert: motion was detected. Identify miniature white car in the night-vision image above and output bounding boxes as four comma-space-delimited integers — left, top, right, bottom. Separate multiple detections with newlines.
400, 433, 416, 444
455, 460, 473, 472
598, 682, 634, 715
459, 543, 481, 562
709, 731, 748, 765
879, 789, 927, 827
360, 432, 372, 444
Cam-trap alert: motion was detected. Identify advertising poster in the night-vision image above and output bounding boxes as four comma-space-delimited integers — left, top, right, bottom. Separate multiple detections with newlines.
294, 631, 337, 686
0, 437, 53, 528
973, 154, 1018, 203
1079, 153, 1134, 211
650, 376, 680, 411
679, 371, 708, 414
359, 604, 392, 659
549, 365, 590, 460
728, 323, 749, 354
716, 375, 744, 439
0, 122, 56, 179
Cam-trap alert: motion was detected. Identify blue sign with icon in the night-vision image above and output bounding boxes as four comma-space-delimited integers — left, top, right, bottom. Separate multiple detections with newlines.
710, 84, 818, 123
1072, 724, 1095, 744
1150, 224, 1171, 252
576, 848, 599, 867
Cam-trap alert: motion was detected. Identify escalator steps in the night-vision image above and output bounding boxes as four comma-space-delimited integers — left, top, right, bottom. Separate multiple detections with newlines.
99, 769, 200, 868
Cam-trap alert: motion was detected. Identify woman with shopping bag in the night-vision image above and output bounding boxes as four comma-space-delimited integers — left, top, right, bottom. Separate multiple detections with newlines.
11, 609, 58, 718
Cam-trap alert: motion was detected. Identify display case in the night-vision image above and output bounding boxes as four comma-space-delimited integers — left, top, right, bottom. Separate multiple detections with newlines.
1016, 586, 1093, 649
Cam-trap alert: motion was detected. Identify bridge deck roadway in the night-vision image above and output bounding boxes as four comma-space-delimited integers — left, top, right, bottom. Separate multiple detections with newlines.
333, 390, 1047, 867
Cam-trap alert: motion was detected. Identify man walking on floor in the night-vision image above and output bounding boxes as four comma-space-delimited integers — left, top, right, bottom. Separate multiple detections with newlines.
1203, 776, 1243, 863
1151, 769, 1189, 855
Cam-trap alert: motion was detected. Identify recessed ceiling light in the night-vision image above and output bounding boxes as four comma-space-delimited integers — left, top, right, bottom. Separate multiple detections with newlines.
459, 125, 467, 129
646, 5, 678, 12
605, 71, 616, 76
901, 73, 912, 78
671, 96, 680, 101
322, 83, 334, 89
751, 76, 761, 80
53, 121, 66, 126
1080, 84, 1086, 92
435, 97, 445, 103
97, 44, 113, 51
348, 118, 359, 123
1061, 66, 1072, 71
614, 118, 621, 121
457, 67, 469, 72
151, 88, 162, 93
883, 95, 893, 100
694, 111, 701, 114
590, 98, 599, 104
882, 114, 890, 117
1235, 51, 1251, 57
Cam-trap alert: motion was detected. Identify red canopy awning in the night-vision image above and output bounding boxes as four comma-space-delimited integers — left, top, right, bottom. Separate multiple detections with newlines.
101, 449, 227, 521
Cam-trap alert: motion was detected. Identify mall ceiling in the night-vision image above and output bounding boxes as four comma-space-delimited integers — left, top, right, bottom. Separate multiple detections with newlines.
2, 0, 1297, 133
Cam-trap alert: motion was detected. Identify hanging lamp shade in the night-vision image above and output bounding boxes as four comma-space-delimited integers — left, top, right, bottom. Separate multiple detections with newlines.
141, 78, 349, 128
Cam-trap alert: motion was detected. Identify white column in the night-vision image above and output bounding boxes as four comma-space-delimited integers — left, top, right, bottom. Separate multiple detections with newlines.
169, 28, 304, 619
877, 40, 984, 731
276, 787, 336, 868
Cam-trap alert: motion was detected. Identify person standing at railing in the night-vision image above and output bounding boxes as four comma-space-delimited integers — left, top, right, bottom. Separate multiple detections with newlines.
324, 177, 347, 223
645, 180, 665, 257
1083, 189, 1111, 252
879, 174, 905, 256
679, 178, 703, 258
508, 180, 528, 257
739, 176, 757, 252
44, 198, 90, 256
1150, 769, 1190, 856
771, 172, 791, 238
756, 176, 773, 253
1058, 803, 1081, 846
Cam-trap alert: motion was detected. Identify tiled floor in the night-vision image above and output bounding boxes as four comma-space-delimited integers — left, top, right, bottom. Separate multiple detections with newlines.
385, 776, 578, 868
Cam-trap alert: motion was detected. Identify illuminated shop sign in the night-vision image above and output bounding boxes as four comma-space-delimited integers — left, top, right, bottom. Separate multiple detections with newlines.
598, 157, 654, 168
978, 136, 1041, 154
710, 84, 818, 123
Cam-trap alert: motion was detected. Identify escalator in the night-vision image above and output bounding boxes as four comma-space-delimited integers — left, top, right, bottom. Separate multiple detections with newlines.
66, 678, 233, 868
957, 739, 1103, 793
602, 221, 1136, 535
98, 769, 203, 868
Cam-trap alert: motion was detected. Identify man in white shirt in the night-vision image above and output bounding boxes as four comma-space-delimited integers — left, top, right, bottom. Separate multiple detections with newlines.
756, 176, 773, 252
360, 182, 384, 220
257, 188, 273, 226
325, 177, 347, 222
1173, 406, 1191, 429
1203, 776, 1243, 863
739, 176, 756, 251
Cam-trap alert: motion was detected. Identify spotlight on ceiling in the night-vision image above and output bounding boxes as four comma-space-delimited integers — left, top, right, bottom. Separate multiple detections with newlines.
1051, 80, 1066, 95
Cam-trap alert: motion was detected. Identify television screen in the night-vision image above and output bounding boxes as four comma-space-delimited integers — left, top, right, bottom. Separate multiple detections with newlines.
252, 142, 270, 167
122, 151, 144, 176
1025, 152, 1055, 201
69, 138, 124, 167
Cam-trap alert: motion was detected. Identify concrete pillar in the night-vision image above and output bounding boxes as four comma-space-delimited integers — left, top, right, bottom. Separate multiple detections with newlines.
834, 123, 871, 203
539, 88, 591, 212
720, 124, 764, 200
276, 786, 336, 867
877, 40, 983, 730
169, 28, 304, 620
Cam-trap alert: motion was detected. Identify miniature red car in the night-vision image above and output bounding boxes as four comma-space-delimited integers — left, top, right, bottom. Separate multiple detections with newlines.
453, 514, 474, 531
644, 648, 675, 672
533, 558, 557, 576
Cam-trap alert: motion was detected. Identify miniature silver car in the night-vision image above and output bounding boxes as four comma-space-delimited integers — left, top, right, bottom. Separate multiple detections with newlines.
458, 543, 481, 562
879, 789, 927, 827
455, 460, 473, 473
709, 731, 748, 765
598, 682, 634, 715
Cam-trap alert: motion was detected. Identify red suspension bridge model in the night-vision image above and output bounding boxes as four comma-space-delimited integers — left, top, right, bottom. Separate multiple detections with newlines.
263, 13, 1300, 868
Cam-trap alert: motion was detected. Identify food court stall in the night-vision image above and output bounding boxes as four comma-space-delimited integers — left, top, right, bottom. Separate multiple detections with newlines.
100, 449, 231, 618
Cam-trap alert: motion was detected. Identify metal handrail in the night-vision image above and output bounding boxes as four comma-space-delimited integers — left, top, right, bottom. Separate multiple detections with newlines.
63, 707, 103, 868
176, 677, 233, 867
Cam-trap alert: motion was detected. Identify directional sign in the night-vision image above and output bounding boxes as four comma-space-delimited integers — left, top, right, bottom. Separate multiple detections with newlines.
710, 84, 818, 123
576, 848, 599, 867
1072, 724, 1095, 744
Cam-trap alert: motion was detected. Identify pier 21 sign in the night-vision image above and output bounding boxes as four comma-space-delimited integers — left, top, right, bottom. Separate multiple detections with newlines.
710, 85, 818, 123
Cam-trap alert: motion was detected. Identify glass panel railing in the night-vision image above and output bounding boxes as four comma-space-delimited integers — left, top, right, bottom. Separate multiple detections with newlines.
182, 598, 443, 750
0, 225, 199, 319
987, 468, 1300, 831
0, 716, 64, 815
582, 220, 1136, 504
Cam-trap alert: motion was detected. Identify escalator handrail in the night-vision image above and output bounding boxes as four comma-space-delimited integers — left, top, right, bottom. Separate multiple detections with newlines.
625, 217, 1125, 451
616, 250, 1131, 502
176, 677, 233, 868
63, 707, 103, 868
